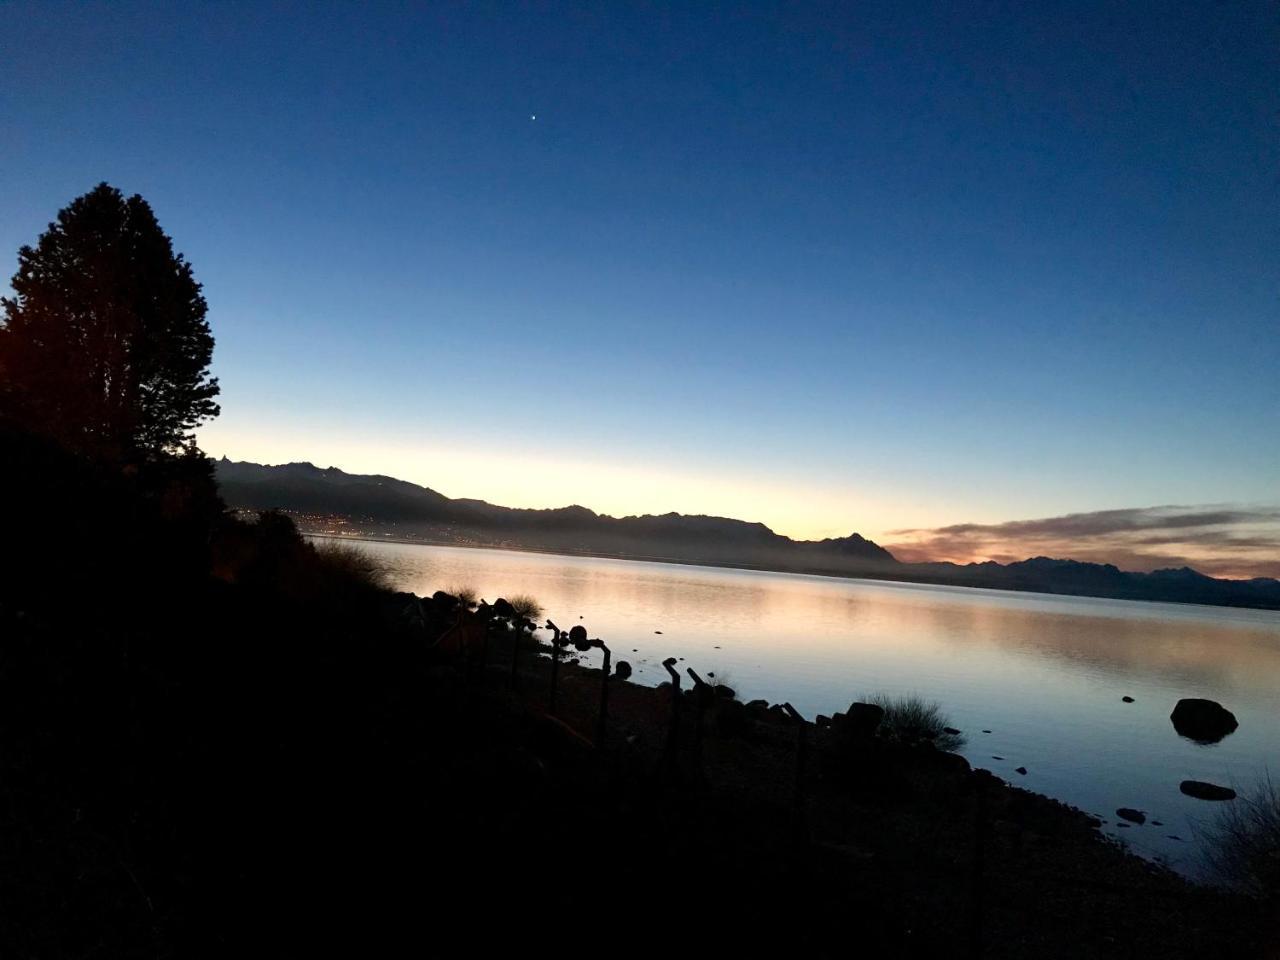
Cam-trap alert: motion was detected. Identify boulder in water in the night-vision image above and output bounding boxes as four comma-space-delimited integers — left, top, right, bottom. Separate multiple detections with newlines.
1170, 698, 1238, 744
1116, 808, 1146, 825
1179, 780, 1236, 801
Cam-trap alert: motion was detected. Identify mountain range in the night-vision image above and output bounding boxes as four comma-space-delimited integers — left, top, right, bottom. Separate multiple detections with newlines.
214, 459, 1280, 610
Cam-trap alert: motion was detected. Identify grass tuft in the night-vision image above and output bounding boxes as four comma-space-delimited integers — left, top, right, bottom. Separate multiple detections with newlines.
866, 693, 966, 752
1198, 773, 1280, 899
312, 539, 392, 593
448, 584, 479, 608
506, 593, 543, 622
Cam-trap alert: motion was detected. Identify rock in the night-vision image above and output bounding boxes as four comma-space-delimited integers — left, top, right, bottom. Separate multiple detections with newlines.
492, 597, 515, 618
816, 714, 832, 728
1116, 808, 1146, 825
922, 749, 970, 776
1116, 822, 1131, 828
1180, 780, 1237, 801
713, 685, 736, 700
1151, 821, 1163, 826
431, 589, 457, 605
569, 624, 589, 649
1122, 696, 1134, 703
1015, 767, 1027, 775
1170, 698, 1238, 744
745, 699, 769, 718
982, 729, 992, 734
714, 699, 750, 737
944, 727, 961, 736
835, 702, 885, 738
991, 756, 1004, 761
613, 661, 632, 680
654, 630, 662, 634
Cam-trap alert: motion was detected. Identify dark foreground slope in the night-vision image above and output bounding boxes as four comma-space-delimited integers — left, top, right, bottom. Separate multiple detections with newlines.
215, 458, 1280, 609
5, 579, 1273, 958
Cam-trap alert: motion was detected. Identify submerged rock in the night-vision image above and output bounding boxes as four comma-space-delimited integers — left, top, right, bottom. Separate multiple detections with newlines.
1170, 698, 1238, 744
1122, 696, 1134, 703
1116, 808, 1146, 825
1179, 780, 1236, 801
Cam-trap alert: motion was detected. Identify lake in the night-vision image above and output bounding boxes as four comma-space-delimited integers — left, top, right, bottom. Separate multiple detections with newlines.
346, 538, 1280, 876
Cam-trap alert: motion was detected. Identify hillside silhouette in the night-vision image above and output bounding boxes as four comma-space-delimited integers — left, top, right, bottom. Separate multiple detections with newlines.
216, 459, 1280, 610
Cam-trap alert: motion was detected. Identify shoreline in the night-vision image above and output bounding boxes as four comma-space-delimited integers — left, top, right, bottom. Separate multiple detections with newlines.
306, 530, 1280, 619
363, 589, 1270, 954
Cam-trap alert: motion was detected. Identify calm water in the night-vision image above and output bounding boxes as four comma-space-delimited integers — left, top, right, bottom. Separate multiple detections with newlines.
349, 538, 1280, 876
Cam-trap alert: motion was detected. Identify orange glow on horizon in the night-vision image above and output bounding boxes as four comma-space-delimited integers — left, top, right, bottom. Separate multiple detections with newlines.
199, 423, 1280, 580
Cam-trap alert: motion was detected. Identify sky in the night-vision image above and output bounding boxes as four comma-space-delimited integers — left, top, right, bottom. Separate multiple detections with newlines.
2, 2, 1278, 576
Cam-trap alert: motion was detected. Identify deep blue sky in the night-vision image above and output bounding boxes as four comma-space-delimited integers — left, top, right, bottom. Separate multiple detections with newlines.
3, 2, 1277, 571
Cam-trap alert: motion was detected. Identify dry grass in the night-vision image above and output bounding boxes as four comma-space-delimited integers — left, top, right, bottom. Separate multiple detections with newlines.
311, 539, 392, 593
506, 593, 543, 622
1198, 774, 1280, 899
866, 693, 966, 752
448, 584, 479, 608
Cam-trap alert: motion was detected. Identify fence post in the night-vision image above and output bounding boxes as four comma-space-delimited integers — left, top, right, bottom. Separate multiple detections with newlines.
545, 620, 561, 716
970, 774, 986, 959
781, 702, 808, 844
686, 668, 710, 782
596, 642, 612, 746
662, 658, 681, 775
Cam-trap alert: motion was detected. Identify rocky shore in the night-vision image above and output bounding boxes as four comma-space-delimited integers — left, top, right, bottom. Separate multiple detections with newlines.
379, 589, 1272, 957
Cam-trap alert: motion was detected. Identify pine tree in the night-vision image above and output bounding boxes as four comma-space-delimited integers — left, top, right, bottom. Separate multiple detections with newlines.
0, 183, 219, 460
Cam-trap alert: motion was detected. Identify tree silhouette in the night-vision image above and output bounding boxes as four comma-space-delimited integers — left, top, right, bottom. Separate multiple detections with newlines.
0, 183, 219, 460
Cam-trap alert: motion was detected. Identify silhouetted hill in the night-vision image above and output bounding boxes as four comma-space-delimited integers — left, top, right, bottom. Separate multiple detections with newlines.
908, 557, 1280, 609
214, 459, 1280, 609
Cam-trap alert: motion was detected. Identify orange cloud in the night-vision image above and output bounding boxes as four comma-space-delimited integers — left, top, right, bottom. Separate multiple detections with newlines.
886, 505, 1280, 579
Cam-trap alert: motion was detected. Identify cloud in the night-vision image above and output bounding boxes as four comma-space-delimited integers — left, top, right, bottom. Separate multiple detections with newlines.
885, 505, 1280, 580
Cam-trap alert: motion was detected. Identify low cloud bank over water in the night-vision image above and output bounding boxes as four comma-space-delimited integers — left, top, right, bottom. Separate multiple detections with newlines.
888, 505, 1280, 579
